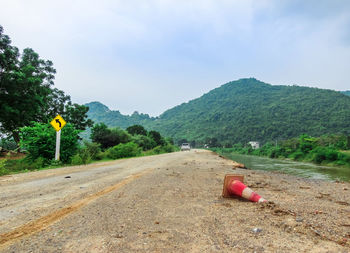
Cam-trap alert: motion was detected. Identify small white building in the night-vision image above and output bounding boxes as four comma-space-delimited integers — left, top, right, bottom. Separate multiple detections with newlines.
248, 141, 260, 149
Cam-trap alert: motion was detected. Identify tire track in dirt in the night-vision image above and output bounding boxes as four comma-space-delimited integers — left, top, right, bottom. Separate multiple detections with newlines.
0, 168, 153, 249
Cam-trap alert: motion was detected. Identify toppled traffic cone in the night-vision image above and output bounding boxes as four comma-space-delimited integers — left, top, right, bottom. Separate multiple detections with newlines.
222, 174, 267, 203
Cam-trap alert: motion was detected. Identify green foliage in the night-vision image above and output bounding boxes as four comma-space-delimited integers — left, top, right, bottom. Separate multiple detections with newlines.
106, 142, 141, 159
148, 130, 164, 146
126, 125, 147, 136
341, 91, 350, 96
289, 151, 305, 161
0, 157, 47, 176
20, 122, 80, 163
81, 141, 102, 160
144, 144, 178, 155
86, 78, 350, 145
70, 149, 91, 165
131, 135, 157, 151
85, 102, 152, 129
0, 159, 7, 176
0, 138, 17, 150
71, 154, 83, 165
91, 123, 130, 149
219, 134, 350, 167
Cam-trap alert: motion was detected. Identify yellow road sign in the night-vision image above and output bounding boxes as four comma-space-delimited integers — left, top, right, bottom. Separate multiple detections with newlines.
50, 115, 66, 131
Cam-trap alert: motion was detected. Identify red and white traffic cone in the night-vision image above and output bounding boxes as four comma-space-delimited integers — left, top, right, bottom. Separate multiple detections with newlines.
222, 174, 267, 203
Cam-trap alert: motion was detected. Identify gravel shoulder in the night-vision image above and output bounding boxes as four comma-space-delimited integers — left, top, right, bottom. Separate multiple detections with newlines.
1, 150, 349, 252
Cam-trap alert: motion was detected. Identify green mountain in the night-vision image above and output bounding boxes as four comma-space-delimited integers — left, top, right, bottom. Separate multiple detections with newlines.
86, 101, 154, 129
341, 90, 350, 96
86, 78, 350, 145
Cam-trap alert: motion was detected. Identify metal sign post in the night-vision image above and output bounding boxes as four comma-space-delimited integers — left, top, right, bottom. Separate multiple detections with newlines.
50, 115, 67, 161
55, 130, 61, 161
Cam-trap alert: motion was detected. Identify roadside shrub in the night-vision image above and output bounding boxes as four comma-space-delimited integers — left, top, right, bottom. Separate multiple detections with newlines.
83, 141, 102, 160
107, 142, 141, 159
3, 159, 32, 173
20, 122, 80, 163
268, 147, 283, 158
161, 144, 177, 153
289, 151, 305, 161
71, 154, 84, 165
79, 149, 92, 164
325, 148, 338, 161
147, 146, 163, 155
0, 138, 17, 150
146, 144, 177, 155
0, 159, 7, 176
132, 135, 157, 151
50, 159, 63, 167
310, 147, 327, 164
31, 157, 46, 170
148, 131, 164, 146
95, 151, 106, 160
91, 123, 131, 149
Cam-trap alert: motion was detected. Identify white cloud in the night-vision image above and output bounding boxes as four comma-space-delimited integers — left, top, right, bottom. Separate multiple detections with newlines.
1, 0, 350, 115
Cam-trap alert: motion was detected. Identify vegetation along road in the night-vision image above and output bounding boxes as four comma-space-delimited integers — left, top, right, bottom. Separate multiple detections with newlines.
1, 150, 349, 252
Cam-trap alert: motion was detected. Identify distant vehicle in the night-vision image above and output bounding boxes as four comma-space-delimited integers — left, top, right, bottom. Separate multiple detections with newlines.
180, 143, 191, 151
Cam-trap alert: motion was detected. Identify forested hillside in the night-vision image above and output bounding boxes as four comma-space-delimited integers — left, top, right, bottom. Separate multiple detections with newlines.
86, 78, 350, 146
86, 101, 154, 129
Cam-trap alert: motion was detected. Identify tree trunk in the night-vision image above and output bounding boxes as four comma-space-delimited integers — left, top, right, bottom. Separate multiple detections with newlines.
12, 131, 21, 151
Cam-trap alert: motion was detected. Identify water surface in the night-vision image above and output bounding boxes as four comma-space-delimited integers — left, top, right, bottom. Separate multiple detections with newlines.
222, 152, 350, 182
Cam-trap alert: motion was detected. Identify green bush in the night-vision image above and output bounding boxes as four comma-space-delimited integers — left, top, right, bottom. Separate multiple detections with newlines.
107, 142, 141, 159
0, 159, 7, 176
2, 159, 34, 173
79, 149, 92, 164
325, 149, 338, 161
161, 144, 177, 153
310, 147, 327, 164
50, 159, 63, 167
71, 154, 84, 165
31, 157, 46, 169
148, 131, 164, 146
132, 135, 157, 151
145, 144, 177, 155
20, 122, 80, 163
0, 138, 17, 150
82, 141, 102, 160
289, 151, 305, 161
91, 123, 131, 149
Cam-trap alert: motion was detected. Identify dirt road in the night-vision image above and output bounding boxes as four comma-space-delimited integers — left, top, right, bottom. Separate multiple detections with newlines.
0, 150, 349, 252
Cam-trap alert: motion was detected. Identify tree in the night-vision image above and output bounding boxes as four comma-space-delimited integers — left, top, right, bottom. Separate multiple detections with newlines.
0, 44, 54, 143
131, 134, 157, 150
148, 130, 164, 146
0, 26, 93, 144
126, 125, 147, 136
91, 123, 130, 149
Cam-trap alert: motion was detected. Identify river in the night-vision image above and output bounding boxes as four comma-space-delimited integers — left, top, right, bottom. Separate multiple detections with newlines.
221, 152, 350, 182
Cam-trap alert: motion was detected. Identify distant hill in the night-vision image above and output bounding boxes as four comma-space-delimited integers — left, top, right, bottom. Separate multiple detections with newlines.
86, 78, 350, 145
341, 90, 350, 96
86, 101, 155, 129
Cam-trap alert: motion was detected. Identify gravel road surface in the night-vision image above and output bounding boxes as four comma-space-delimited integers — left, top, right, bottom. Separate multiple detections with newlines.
0, 150, 349, 252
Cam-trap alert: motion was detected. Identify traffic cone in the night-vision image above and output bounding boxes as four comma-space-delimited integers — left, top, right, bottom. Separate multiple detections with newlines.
222, 174, 267, 203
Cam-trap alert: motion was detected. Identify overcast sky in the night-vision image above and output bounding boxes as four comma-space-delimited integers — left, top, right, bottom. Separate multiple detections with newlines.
1, 0, 350, 116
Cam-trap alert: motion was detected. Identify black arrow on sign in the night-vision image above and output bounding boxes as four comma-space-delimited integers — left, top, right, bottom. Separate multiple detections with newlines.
55, 119, 62, 128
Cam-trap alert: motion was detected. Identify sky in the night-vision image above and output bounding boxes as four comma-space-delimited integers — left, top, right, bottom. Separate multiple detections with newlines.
1, 0, 350, 116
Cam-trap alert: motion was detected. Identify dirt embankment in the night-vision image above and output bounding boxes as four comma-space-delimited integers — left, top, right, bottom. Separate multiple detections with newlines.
0, 150, 349, 252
